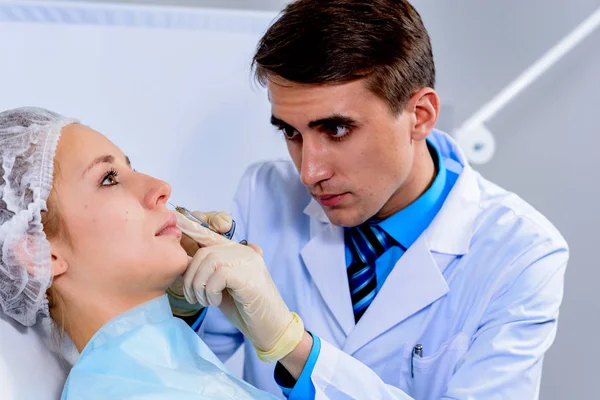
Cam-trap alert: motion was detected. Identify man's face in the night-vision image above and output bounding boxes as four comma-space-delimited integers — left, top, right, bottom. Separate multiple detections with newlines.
268, 78, 427, 227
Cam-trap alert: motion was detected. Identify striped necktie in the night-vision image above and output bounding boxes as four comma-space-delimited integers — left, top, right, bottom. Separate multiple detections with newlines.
346, 224, 394, 322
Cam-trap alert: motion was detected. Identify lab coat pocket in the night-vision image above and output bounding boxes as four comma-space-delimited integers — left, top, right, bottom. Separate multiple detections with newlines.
408, 333, 469, 400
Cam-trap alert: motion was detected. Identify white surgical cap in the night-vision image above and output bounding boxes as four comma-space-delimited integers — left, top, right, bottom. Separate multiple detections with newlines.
0, 107, 78, 326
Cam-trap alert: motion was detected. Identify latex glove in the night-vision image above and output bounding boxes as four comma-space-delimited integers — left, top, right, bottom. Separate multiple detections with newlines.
167, 274, 202, 317
168, 211, 232, 317
179, 211, 233, 257
175, 212, 305, 363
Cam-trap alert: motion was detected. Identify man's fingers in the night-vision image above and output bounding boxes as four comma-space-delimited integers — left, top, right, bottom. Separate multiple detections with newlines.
189, 211, 209, 222
205, 270, 226, 307
183, 250, 210, 305
188, 251, 225, 307
175, 212, 230, 247
180, 233, 200, 256
198, 211, 233, 234
187, 210, 233, 234
247, 243, 263, 257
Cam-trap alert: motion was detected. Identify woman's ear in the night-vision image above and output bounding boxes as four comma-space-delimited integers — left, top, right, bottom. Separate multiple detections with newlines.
49, 241, 68, 278
13, 235, 68, 278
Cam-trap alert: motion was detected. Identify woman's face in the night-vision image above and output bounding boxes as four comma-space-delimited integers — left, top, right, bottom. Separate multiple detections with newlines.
48, 123, 187, 300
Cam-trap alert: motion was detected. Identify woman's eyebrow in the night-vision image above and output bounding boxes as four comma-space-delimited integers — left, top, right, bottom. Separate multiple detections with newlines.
82, 154, 114, 177
82, 154, 131, 177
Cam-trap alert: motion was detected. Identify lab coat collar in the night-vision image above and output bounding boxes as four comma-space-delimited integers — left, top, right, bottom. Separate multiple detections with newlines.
301, 221, 356, 337
424, 130, 480, 256
303, 197, 329, 223
342, 234, 449, 355
299, 218, 451, 353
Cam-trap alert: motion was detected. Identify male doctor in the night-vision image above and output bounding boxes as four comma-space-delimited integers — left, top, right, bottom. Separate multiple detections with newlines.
168, 0, 569, 398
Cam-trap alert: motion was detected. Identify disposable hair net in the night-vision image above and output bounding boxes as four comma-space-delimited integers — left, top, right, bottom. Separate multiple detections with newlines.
0, 107, 78, 326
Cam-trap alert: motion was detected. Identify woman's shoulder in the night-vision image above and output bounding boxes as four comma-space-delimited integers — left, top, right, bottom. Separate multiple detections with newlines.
62, 317, 253, 399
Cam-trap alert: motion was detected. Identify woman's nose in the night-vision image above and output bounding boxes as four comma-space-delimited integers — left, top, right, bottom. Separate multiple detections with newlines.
143, 177, 172, 209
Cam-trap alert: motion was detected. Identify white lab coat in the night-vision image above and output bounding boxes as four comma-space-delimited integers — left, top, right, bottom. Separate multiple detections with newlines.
201, 130, 568, 400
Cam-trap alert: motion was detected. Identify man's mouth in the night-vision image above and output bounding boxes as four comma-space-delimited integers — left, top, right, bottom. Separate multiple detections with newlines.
315, 193, 348, 207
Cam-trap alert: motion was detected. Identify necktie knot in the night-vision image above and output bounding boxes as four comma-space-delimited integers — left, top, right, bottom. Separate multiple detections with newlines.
346, 224, 393, 266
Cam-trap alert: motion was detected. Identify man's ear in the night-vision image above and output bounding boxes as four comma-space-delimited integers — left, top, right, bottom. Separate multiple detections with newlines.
407, 87, 440, 141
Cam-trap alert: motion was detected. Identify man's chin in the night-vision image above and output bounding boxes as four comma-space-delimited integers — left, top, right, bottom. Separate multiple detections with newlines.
324, 208, 368, 228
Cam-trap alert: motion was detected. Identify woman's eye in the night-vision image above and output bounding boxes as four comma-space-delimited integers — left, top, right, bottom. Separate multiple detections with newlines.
101, 170, 119, 186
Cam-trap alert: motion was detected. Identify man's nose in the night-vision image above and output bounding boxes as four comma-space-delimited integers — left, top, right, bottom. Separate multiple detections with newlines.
299, 136, 333, 187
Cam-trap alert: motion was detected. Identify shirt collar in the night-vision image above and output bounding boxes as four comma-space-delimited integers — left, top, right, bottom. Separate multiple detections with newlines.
376, 140, 447, 249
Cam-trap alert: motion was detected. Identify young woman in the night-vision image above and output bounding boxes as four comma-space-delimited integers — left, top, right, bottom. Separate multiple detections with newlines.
0, 107, 276, 399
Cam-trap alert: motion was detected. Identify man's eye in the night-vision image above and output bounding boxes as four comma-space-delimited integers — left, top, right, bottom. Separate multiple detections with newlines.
279, 126, 299, 139
331, 125, 350, 138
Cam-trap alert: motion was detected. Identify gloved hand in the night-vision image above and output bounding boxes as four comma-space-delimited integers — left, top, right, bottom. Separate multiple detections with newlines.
168, 211, 233, 317
175, 212, 305, 363
179, 211, 233, 256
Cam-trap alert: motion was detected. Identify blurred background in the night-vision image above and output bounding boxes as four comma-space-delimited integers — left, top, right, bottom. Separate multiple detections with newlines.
1, 1, 598, 399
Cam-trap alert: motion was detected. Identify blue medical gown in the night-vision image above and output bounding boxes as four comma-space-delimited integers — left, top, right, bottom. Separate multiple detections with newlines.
61, 295, 277, 400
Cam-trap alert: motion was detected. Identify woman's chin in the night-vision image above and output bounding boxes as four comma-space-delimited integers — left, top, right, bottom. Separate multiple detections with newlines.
153, 245, 190, 276
175, 248, 191, 272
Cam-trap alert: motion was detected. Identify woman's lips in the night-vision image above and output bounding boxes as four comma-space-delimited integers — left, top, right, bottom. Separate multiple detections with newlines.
156, 213, 182, 237
156, 225, 182, 237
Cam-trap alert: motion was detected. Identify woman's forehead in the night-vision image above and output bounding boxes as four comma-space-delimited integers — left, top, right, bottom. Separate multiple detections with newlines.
57, 124, 124, 168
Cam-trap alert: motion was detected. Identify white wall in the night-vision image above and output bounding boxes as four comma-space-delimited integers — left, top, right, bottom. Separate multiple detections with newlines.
59, 0, 291, 11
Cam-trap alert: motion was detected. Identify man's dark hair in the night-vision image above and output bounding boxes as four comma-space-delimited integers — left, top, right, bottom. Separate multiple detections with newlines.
252, 0, 435, 114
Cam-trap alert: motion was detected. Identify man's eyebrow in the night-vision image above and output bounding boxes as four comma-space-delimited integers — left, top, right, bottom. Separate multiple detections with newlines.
270, 114, 357, 131
308, 114, 357, 129
270, 115, 293, 129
